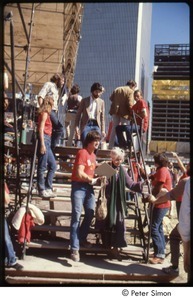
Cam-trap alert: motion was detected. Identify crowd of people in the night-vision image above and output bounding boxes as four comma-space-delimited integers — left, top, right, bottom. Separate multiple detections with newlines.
3, 72, 190, 282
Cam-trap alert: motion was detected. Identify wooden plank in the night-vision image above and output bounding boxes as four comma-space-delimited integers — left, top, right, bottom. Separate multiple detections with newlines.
26, 240, 145, 254
31, 225, 98, 234
5, 269, 176, 283
42, 209, 73, 216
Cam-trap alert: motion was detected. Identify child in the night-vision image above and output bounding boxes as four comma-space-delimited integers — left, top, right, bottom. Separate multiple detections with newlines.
37, 96, 57, 198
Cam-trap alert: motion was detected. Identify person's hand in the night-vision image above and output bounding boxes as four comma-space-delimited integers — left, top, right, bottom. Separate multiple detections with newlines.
89, 177, 99, 185
142, 194, 156, 204
40, 145, 46, 154
171, 152, 177, 157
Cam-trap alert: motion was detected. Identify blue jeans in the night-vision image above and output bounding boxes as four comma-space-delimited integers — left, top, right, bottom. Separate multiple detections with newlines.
81, 120, 101, 144
37, 134, 57, 192
70, 181, 95, 250
50, 110, 64, 149
151, 207, 169, 258
116, 124, 140, 148
4, 219, 17, 266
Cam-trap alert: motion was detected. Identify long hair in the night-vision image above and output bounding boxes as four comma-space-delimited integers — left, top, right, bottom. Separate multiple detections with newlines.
38, 96, 53, 115
50, 73, 64, 83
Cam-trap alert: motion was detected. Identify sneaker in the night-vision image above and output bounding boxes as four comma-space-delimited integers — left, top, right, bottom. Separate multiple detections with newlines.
162, 266, 179, 275
80, 240, 93, 248
149, 257, 164, 264
71, 250, 80, 262
39, 190, 50, 198
45, 189, 56, 198
6, 262, 23, 270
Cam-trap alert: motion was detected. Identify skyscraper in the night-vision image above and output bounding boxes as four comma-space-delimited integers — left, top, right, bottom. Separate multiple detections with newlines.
74, 3, 152, 129
150, 44, 190, 154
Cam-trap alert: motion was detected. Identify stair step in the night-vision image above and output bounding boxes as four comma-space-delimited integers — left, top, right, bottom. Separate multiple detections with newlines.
31, 224, 99, 234
42, 209, 73, 216
27, 239, 145, 254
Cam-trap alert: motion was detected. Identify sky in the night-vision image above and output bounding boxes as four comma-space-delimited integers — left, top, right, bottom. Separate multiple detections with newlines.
151, 2, 190, 45
150, 2, 190, 70
147, 2, 190, 101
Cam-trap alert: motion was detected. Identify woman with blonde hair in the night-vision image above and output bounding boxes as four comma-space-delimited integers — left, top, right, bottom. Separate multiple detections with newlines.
37, 96, 57, 198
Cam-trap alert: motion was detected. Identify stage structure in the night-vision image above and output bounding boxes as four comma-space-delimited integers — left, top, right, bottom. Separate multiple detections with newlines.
4, 3, 84, 95
3, 3, 84, 207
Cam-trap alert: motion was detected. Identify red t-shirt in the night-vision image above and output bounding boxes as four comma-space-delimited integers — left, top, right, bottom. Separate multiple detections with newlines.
132, 98, 149, 132
152, 167, 172, 208
38, 112, 52, 136
71, 148, 96, 182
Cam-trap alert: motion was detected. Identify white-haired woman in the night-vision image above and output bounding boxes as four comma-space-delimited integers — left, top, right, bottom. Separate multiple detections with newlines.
96, 147, 143, 259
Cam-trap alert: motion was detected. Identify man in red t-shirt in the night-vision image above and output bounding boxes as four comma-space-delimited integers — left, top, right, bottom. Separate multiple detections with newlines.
70, 131, 101, 262
148, 153, 172, 265
132, 90, 149, 133
116, 90, 149, 149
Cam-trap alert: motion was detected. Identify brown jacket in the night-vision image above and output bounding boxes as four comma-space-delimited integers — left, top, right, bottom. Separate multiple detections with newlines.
109, 85, 134, 119
75, 96, 105, 133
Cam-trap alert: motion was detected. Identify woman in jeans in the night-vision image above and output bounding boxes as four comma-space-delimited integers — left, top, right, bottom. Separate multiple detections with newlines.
37, 96, 57, 198
149, 153, 172, 264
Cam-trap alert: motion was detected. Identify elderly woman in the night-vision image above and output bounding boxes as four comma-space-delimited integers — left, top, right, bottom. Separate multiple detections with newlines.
96, 147, 144, 259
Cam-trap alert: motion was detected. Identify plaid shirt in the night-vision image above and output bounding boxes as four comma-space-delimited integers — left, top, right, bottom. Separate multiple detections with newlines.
38, 81, 59, 110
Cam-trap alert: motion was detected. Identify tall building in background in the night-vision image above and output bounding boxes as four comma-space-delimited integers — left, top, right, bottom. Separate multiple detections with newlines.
150, 44, 190, 155
74, 3, 152, 130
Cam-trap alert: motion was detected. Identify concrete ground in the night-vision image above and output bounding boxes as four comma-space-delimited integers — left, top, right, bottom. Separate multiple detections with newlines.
4, 244, 188, 285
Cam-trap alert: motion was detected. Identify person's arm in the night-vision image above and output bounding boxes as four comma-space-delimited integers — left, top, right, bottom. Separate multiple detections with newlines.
171, 152, 186, 173
38, 82, 49, 107
75, 99, 84, 136
127, 93, 134, 116
124, 167, 143, 193
38, 112, 47, 154
76, 165, 99, 184
38, 96, 44, 107
76, 165, 92, 183
146, 178, 187, 205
